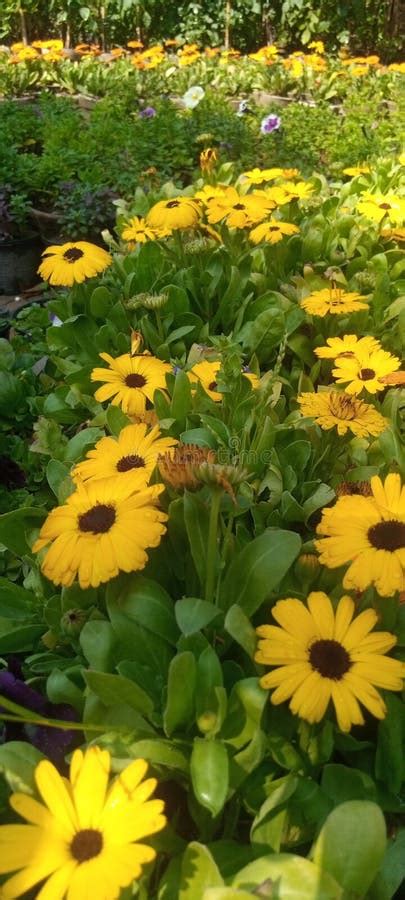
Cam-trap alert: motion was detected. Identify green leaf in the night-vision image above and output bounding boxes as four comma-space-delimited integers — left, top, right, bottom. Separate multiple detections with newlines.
0, 507, 44, 556
164, 652, 196, 736
250, 775, 298, 852
0, 624, 44, 653
224, 606, 257, 657
0, 579, 35, 619
375, 694, 404, 794
47, 669, 84, 713
79, 620, 117, 671
107, 576, 178, 646
190, 739, 229, 817
218, 529, 301, 614
63, 427, 104, 464
175, 598, 221, 636
106, 405, 130, 436
84, 671, 154, 718
179, 842, 224, 900
368, 829, 405, 900
46, 459, 73, 502
0, 742, 44, 794
90, 286, 113, 318
233, 855, 342, 899
183, 492, 210, 589
321, 764, 377, 804
171, 370, 193, 420
311, 800, 386, 896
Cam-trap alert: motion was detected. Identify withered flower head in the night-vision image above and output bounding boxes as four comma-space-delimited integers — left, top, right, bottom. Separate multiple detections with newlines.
158, 444, 216, 491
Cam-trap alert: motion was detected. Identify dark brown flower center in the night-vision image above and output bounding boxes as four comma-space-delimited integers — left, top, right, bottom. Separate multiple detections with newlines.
78, 503, 116, 534
70, 829, 103, 863
208, 381, 218, 391
63, 248, 84, 262
379, 203, 391, 210
368, 519, 405, 552
233, 203, 246, 210
269, 226, 280, 232
309, 638, 351, 679
167, 200, 180, 208
125, 373, 147, 388
116, 453, 146, 472
359, 368, 376, 380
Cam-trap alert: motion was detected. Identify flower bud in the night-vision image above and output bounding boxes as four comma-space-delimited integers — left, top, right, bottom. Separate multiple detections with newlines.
61, 608, 87, 636
294, 553, 320, 583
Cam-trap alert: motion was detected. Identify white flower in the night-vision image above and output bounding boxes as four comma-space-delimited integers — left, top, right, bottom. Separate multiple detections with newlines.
182, 85, 205, 109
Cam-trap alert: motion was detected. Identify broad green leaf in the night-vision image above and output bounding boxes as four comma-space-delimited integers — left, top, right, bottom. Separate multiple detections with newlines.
219, 529, 301, 614
0, 507, 44, 556
0, 624, 44, 653
311, 800, 386, 896
224, 605, 257, 657
47, 669, 84, 713
0, 579, 35, 619
107, 576, 178, 646
164, 652, 196, 736
179, 843, 224, 900
175, 598, 221, 636
183, 492, 210, 589
80, 620, 117, 671
233, 854, 342, 899
0, 742, 44, 794
375, 694, 404, 794
84, 671, 154, 718
190, 739, 229, 817
368, 829, 405, 900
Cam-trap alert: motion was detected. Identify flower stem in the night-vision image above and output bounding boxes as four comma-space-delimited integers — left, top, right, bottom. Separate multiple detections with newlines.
205, 488, 222, 604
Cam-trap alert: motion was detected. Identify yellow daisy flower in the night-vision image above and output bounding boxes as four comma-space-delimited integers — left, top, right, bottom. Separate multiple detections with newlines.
255, 591, 404, 731
240, 167, 283, 185
298, 390, 387, 437
72, 423, 177, 487
278, 180, 314, 200
314, 334, 381, 359
316, 473, 405, 597
33, 477, 167, 588
145, 197, 201, 230
357, 191, 405, 225
332, 347, 401, 395
188, 360, 259, 401
300, 287, 368, 317
121, 216, 168, 244
0, 746, 165, 900
205, 187, 274, 228
194, 184, 229, 204
249, 219, 300, 244
38, 242, 112, 287
342, 165, 371, 177
91, 352, 171, 416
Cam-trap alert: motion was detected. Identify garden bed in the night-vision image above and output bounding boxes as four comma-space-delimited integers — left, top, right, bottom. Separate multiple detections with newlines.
0, 29, 404, 900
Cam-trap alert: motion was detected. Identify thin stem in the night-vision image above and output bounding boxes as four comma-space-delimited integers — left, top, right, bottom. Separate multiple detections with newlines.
205, 488, 222, 604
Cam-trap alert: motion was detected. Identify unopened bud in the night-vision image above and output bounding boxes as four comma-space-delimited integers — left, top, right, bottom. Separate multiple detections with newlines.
61, 608, 87, 636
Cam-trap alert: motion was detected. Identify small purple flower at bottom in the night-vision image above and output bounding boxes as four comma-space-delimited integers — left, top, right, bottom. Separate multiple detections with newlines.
260, 113, 281, 134
139, 106, 156, 118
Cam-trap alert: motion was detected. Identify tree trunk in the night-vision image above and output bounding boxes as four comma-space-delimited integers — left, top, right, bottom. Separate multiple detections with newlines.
18, 6, 28, 45
224, 0, 231, 50
65, 23, 71, 50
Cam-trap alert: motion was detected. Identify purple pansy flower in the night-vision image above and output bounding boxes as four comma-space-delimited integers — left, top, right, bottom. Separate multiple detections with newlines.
0, 661, 79, 765
139, 106, 156, 118
260, 113, 281, 134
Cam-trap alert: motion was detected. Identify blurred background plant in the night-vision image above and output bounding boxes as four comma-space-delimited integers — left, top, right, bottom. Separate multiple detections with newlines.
0, 0, 403, 60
